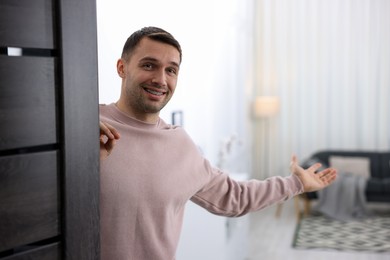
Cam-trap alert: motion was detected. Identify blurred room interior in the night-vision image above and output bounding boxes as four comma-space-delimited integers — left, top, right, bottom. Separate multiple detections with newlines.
96, 0, 390, 259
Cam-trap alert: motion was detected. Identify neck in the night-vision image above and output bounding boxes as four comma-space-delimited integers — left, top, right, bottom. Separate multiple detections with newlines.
115, 101, 159, 124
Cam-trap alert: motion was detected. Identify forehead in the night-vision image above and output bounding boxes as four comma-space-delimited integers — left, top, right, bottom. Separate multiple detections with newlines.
131, 38, 181, 67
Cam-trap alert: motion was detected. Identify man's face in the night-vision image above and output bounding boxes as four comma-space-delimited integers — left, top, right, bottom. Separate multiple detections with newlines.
117, 37, 180, 122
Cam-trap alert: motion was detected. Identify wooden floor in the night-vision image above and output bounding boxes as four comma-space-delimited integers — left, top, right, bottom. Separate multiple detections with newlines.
247, 199, 390, 260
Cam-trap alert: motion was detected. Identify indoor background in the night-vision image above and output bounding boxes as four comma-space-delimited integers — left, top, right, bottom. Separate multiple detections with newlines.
96, 0, 390, 259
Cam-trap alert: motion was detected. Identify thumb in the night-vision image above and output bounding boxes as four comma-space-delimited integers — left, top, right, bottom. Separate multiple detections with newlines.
290, 154, 297, 168
291, 154, 297, 164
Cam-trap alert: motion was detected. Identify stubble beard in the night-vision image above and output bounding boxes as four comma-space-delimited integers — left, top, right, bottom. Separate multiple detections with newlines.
127, 86, 171, 115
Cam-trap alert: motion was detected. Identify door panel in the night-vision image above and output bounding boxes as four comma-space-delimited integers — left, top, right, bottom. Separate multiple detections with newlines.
0, 0, 54, 49
0, 151, 59, 252
0, 56, 57, 151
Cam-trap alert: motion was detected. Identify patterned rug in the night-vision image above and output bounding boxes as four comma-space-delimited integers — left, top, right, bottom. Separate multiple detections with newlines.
292, 212, 390, 253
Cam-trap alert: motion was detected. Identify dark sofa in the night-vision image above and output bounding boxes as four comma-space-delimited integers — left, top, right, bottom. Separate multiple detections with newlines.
304, 150, 390, 204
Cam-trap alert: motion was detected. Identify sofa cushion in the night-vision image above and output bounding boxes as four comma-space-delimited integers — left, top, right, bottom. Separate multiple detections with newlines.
329, 156, 371, 179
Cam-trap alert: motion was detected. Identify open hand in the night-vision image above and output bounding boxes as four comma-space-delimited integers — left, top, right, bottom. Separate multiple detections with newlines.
290, 154, 337, 192
100, 121, 120, 160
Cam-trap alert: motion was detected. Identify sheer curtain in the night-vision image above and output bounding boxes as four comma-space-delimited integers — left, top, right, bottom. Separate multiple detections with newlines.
252, 0, 390, 179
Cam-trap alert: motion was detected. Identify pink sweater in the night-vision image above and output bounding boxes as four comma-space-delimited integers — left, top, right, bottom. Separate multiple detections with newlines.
100, 103, 303, 260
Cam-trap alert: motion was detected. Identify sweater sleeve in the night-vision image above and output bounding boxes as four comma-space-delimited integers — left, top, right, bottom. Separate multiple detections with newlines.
190, 170, 304, 217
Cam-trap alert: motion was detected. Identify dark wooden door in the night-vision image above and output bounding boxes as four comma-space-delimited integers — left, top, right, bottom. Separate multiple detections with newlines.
0, 0, 100, 259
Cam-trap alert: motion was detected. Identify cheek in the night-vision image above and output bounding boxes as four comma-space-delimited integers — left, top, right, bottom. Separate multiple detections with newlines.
168, 79, 178, 93
125, 73, 144, 88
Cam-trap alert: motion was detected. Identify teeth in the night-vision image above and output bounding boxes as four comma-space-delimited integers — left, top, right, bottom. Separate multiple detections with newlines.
145, 89, 164, 96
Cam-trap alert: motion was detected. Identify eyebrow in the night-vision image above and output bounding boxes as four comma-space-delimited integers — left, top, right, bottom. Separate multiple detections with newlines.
139, 56, 180, 69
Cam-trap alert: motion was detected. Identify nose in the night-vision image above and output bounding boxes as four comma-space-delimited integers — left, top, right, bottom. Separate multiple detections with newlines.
151, 69, 167, 87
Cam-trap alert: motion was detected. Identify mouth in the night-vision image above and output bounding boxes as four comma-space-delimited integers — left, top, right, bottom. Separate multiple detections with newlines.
143, 87, 166, 96
142, 86, 167, 97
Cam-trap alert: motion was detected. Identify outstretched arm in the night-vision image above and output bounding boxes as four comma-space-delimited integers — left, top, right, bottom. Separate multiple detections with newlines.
100, 121, 120, 160
290, 154, 337, 192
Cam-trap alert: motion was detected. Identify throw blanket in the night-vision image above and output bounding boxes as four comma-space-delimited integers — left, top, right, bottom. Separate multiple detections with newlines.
314, 172, 371, 221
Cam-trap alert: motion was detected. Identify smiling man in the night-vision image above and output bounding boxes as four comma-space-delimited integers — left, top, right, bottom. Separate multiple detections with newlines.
115, 33, 180, 123
99, 26, 337, 260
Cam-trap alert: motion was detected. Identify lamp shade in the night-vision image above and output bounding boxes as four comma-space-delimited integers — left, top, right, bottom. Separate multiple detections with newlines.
254, 96, 280, 118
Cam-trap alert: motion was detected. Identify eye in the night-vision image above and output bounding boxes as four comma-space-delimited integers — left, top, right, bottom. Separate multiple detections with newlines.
167, 67, 178, 76
142, 63, 154, 70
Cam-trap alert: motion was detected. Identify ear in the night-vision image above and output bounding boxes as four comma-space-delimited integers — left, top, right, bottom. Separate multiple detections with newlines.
117, 58, 125, 78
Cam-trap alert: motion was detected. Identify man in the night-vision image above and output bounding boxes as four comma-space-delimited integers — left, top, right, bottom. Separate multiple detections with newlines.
99, 26, 337, 260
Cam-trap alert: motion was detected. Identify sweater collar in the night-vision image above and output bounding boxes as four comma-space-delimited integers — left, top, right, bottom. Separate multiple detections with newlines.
106, 103, 162, 129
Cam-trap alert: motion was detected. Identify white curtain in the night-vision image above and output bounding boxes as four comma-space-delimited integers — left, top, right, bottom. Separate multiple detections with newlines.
252, 0, 390, 179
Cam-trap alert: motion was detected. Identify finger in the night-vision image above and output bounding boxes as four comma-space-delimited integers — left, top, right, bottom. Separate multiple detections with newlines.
318, 169, 337, 182
100, 121, 120, 139
317, 168, 336, 177
99, 135, 106, 143
100, 121, 113, 138
105, 122, 120, 139
290, 154, 297, 169
307, 163, 322, 172
291, 154, 297, 164
104, 138, 116, 154
321, 174, 336, 185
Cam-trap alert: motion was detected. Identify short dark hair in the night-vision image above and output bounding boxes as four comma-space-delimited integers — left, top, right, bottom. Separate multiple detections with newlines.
121, 26, 182, 63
